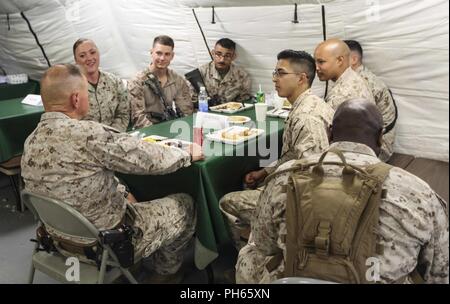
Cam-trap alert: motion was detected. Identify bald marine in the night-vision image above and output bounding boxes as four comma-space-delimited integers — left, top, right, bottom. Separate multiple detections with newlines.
40, 64, 89, 119
331, 98, 384, 155
314, 38, 351, 82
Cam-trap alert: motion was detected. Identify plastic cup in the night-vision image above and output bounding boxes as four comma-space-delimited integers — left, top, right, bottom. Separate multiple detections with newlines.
193, 127, 203, 147
254, 103, 268, 122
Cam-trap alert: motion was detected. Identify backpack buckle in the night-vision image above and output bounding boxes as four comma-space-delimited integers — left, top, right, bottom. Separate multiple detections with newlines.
315, 221, 331, 256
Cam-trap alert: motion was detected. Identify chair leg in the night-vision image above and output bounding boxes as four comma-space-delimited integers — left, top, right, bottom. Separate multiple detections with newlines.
28, 243, 39, 284
120, 268, 138, 284
98, 250, 109, 284
9, 175, 23, 212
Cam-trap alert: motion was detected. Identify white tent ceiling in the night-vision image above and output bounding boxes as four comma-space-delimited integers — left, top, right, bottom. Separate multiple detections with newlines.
0, 0, 448, 161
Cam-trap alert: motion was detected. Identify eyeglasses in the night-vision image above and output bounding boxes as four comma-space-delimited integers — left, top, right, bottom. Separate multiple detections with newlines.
272, 70, 301, 78
214, 52, 234, 60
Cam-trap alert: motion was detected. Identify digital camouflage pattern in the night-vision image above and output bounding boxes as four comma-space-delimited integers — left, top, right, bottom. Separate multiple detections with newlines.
220, 89, 334, 249
356, 65, 396, 161
128, 67, 194, 128
21, 112, 195, 273
196, 61, 252, 104
82, 70, 130, 132
236, 142, 449, 284
325, 67, 375, 110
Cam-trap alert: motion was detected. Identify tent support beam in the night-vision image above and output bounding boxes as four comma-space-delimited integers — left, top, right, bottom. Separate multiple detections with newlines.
321, 5, 329, 99
192, 9, 214, 61
20, 12, 51, 68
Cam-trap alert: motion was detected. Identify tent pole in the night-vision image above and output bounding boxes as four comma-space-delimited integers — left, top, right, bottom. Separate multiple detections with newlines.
192, 9, 214, 61
321, 5, 329, 99
20, 12, 51, 68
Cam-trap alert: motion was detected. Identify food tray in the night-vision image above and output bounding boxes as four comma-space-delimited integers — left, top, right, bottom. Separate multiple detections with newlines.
205, 126, 264, 145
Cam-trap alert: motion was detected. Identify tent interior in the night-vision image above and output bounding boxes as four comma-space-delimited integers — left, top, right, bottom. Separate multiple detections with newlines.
0, 0, 448, 284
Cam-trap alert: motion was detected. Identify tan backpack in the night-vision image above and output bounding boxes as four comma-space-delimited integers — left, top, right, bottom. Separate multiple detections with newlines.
266, 148, 393, 284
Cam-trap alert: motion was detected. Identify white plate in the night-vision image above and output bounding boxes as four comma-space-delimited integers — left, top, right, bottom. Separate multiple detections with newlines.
205, 126, 264, 145
209, 102, 254, 114
227, 115, 251, 125
267, 109, 290, 119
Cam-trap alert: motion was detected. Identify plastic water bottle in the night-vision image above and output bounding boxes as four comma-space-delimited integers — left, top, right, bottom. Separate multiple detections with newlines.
256, 84, 265, 103
198, 87, 208, 112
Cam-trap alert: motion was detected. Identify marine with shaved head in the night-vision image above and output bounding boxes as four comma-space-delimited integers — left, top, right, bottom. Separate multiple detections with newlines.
22, 64, 204, 283
314, 38, 374, 109
236, 98, 448, 284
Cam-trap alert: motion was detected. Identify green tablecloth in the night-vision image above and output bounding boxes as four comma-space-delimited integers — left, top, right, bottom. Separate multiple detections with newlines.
0, 98, 44, 163
0, 80, 40, 101
118, 108, 285, 269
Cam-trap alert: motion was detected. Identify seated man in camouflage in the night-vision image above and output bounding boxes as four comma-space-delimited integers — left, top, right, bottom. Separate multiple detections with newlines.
236, 98, 448, 284
219, 50, 334, 250
344, 40, 397, 161
73, 38, 130, 132
21, 64, 203, 283
128, 35, 194, 128
195, 38, 252, 105
314, 38, 375, 108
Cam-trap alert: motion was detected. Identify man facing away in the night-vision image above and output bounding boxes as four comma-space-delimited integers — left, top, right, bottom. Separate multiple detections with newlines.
22, 64, 204, 283
236, 98, 448, 284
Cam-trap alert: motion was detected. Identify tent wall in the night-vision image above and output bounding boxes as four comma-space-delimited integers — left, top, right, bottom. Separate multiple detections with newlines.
0, 0, 448, 161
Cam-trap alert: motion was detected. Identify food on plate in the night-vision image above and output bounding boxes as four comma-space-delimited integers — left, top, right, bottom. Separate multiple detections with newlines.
142, 137, 157, 143
221, 128, 258, 140
228, 115, 250, 124
212, 102, 243, 110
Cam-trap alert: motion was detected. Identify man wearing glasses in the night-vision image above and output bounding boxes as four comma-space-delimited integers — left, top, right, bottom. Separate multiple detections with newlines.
197, 38, 252, 104
219, 50, 334, 256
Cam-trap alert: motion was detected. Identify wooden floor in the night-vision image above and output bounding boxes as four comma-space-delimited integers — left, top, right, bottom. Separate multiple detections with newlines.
388, 153, 449, 203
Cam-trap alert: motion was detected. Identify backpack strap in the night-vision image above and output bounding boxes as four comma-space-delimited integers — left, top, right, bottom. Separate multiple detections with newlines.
365, 162, 392, 184
367, 162, 426, 284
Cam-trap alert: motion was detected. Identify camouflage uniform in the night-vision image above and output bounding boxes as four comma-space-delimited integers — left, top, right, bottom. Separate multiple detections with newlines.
236, 141, 449, 284
128, 67, 194, 128
196, 61, 252, 103
325, 67, 375, 109
220, 89, 334, 249
356, 65, 397, 161
21, 112, 196, 274
82, 70, 130, 132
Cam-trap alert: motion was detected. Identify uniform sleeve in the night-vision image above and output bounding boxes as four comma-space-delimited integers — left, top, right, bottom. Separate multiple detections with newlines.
86, 127, 191, 175
175, 77, 194, 115
265, 115, 329, 175
252, 175, 288, 256
128, 78, 152, 129
111, 78, 130, 132
237, 70, 252, 102
421, 194, 449, 283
